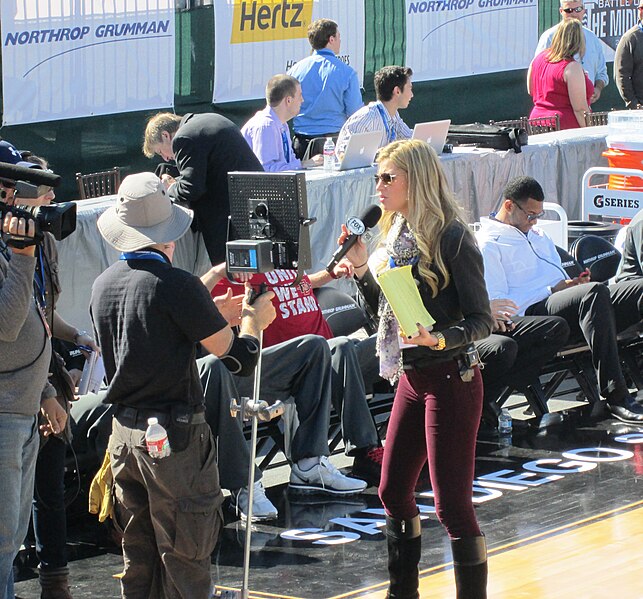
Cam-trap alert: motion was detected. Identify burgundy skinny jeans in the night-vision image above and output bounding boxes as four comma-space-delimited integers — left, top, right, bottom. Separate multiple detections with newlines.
378, 359, 483, 539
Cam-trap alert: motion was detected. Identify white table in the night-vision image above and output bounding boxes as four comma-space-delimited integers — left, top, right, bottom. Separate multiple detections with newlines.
55, 127, 609, 331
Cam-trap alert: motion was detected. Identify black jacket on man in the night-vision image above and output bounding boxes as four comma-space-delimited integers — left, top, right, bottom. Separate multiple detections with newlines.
170, 113, 264, 263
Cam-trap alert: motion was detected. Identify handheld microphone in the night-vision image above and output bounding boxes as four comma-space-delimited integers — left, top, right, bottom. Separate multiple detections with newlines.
325, 204, 382, 273
0, 162, 62, 188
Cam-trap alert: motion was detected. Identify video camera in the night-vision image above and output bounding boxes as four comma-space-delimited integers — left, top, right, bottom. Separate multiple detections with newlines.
226, 171, 315, 284
0, 161, 76, 248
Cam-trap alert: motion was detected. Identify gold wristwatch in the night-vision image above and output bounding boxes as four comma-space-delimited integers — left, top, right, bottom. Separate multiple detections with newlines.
430, 331, 446, 351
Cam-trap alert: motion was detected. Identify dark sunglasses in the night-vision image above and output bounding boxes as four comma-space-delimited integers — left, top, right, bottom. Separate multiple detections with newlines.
562, 6, 584, 13
512, 201, 545, 222
374, 173, 397, 185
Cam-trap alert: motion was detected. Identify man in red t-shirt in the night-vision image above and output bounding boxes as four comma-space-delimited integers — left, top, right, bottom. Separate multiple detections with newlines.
209, 262, 384, 496
195, 261, 379, 521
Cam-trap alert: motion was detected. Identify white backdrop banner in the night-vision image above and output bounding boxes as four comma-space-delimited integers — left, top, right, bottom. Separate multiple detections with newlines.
213, 0, 365, 103
1, 1, 175, 125
406, 0, 538, 81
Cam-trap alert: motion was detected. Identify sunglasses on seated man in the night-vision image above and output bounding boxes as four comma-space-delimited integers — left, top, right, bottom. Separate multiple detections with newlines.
562, 6, 584, 12
512, 201, 545, 222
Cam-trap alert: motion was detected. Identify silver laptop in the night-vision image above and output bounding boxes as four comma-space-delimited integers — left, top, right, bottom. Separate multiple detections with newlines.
336, 130, 382, 171
412, 119, 451, 155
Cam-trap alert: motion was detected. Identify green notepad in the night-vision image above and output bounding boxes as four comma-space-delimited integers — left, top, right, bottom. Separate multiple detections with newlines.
377, 265, 436, 338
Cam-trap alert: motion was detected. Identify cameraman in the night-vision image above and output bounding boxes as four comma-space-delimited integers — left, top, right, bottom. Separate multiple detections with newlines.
3, 151, 99, 599
0, 207, 66, 599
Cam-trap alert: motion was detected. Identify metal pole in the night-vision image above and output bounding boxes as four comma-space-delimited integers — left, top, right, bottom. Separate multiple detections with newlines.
240, 330, 263, 599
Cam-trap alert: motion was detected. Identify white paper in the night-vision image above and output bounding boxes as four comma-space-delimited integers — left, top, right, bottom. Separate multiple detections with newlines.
78, 352, 106, 395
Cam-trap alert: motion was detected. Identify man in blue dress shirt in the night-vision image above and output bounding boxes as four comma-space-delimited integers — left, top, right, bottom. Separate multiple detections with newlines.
241, 75, 323, 171
288, 19, 363, 159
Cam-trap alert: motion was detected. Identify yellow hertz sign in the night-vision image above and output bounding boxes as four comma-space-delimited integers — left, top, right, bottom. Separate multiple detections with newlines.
230, 0, 313, 44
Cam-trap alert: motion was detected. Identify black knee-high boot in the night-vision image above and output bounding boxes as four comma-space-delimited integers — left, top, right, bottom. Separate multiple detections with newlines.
385, 514, 422, 599
451, 535, 488, 599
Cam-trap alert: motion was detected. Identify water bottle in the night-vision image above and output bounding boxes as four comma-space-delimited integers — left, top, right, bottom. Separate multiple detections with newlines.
498, 408, 513, 436
145, 417, 171, 459
323, 137, 336, 171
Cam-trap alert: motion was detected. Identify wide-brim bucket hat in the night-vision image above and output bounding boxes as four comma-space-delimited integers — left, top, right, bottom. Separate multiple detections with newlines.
97, 172, 192, 252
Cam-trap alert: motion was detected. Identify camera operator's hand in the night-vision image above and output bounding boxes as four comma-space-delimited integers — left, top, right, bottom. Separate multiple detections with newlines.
40, 397, 68, 436
213, 287, 244, 327
2, 211, 37, 256
240, 282, 276, 336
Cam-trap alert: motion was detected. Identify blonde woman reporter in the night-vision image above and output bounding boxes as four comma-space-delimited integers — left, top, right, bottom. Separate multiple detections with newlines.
528, 18, 594, 129
339, 139, 493, 599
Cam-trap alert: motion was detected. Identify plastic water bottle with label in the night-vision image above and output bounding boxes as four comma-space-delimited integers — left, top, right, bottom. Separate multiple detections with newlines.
323, 137, 336, 171
145, 417, 171, 459
498, 408, 513, 436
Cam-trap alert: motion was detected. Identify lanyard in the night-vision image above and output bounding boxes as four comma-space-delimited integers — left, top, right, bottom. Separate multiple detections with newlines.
120, 250, 169, 263
281, 127, 291, 163
376, 103, 396, 143
34, 245, 46, 309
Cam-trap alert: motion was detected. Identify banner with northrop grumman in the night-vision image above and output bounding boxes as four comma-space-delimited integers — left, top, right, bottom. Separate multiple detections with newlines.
405, 0, 538, 81
1, 1, 175, 125
213, 0, 365, 103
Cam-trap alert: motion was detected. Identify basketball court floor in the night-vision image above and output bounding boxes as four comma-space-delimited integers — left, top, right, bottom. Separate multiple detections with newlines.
14, 406, 643, 599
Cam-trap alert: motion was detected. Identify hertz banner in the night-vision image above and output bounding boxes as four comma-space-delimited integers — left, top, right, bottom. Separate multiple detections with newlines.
405, 0, 538, 81
1, 0, 175, 125
213, 0, 365, 103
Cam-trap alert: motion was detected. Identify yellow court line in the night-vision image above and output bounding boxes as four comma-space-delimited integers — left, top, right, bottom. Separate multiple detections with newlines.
327, 500, 643, 599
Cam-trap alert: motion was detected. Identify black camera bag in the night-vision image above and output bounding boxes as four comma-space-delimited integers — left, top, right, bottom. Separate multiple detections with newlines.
446, 123, 528, 153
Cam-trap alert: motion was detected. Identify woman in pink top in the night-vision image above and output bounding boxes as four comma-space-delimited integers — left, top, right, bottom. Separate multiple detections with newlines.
528, 19, 593, 129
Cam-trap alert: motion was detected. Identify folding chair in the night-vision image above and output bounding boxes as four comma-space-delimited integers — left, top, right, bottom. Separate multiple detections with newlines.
75, 166, 121, 200
302, 137, 328, 162
526, 115, 560, 134
570, 235, 621, 282
489, 117, 528, 129
584, 111, 609, 127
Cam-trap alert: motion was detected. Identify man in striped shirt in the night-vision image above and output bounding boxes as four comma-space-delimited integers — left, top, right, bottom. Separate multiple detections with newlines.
335, 66, 414, 156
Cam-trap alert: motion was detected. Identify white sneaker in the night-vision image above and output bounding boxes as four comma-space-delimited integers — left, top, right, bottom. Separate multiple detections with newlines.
289, 456, 368, 496
231, 480, 278, 522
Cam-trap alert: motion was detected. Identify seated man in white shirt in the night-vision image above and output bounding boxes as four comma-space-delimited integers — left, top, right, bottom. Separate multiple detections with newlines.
241, 74, 322, 171
335, 65, 414, 156
476, 176, 643, 424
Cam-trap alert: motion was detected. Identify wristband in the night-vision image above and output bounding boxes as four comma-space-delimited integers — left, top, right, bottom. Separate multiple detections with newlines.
354, 261, 368, 269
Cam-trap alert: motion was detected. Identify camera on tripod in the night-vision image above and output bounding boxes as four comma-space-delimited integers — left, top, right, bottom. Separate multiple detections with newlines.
226, 171, 315, 282
0, 161, 76, 248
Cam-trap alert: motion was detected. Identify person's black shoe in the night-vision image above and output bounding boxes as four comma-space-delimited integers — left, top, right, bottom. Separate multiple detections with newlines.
352, 446, 384, 487
606, 395, 643, 424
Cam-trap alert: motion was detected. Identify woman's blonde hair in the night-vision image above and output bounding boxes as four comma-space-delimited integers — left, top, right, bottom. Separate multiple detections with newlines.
547, 18, 585, 63
377, 139, 469, 297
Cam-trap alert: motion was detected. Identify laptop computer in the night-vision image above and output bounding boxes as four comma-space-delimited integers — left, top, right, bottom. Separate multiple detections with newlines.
336, 130, 382, 171
412, 119, 451, 155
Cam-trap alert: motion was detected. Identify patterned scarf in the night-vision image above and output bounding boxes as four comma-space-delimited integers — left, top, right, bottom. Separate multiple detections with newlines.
376, 214, 420, 383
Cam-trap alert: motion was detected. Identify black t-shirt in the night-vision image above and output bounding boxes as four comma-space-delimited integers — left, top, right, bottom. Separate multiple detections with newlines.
90, 257, 227, 409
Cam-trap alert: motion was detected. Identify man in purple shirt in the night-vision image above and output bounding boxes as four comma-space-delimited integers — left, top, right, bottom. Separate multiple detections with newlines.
241, 75, 322, 171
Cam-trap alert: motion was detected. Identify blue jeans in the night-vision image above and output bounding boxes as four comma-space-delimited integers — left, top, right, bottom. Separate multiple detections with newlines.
0, 414, 39, 599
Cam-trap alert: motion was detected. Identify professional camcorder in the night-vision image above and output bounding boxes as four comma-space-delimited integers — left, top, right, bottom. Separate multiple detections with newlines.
0, 161, 76, 248
226, 172, 315, 282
